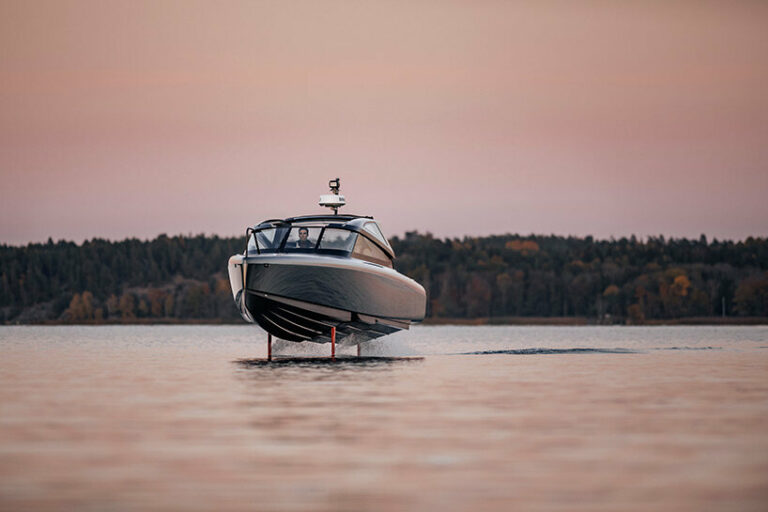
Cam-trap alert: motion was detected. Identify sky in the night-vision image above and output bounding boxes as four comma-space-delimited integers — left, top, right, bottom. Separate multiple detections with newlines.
1, 0, 767, 245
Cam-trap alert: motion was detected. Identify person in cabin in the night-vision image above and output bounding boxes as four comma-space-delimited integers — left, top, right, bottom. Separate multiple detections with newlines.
295, 227, 314, 248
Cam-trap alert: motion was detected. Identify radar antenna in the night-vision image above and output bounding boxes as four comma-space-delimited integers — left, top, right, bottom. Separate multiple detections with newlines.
318, 177, 346, 215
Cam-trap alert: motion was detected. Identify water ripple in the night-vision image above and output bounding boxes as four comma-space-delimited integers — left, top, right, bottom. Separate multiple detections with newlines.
461, 347, 636, 355
657, 346, 721, 351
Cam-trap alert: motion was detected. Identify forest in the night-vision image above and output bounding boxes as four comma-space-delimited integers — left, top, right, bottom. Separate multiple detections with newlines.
1, 232, 767, 324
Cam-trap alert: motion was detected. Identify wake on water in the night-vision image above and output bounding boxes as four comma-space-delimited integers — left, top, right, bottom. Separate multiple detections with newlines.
461, 346, 721, 355
462, 348, 636, 355
263, 337, 721, 359
270, 336, 419, 358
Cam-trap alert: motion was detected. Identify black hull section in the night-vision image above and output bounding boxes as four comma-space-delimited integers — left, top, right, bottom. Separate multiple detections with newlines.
242, 258, 426, 343
244, 292, 402, 343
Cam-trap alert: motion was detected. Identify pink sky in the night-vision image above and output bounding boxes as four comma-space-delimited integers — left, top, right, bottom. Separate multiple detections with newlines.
1, 1, 767, 245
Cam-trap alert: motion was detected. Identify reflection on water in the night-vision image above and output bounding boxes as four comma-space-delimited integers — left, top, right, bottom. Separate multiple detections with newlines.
235, 357, 424, 389
1, 325, 768, 511
236, 355, 424, 368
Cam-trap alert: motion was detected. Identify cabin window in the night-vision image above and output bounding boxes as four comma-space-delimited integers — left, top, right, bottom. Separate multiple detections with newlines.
318, 228, 357, 252
284, 227, 321, 251
250, 227, 288, 253
363, 222, 389, 248
352, 234, 392, 267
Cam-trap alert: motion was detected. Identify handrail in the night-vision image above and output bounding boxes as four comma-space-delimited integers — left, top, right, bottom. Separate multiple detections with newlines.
245, 227, 259, 257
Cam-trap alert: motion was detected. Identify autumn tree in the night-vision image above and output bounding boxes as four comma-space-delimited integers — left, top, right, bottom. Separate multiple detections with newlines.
119, 293, 136, 320
734, 273, 768, 316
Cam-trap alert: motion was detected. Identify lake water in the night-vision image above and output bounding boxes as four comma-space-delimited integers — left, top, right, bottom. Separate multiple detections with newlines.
1, 325, 767, 511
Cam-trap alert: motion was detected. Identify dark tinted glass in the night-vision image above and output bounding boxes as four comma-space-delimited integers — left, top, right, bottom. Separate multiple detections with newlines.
318, 229, 357, 252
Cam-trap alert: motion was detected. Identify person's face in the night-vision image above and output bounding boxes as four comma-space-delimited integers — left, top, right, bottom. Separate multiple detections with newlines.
299, 230, 308, 240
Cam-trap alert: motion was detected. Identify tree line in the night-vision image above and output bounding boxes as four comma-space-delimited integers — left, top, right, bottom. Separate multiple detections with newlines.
0, 235, 242, 323
1, 232, 767, 324
389, 232, 768, 322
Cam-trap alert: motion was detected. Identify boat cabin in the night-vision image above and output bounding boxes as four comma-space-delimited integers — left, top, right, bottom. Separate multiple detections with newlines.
246, 215, 394, 268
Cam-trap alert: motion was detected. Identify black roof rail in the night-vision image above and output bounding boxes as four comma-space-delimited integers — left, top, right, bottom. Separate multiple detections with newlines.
284, 214, 373, 222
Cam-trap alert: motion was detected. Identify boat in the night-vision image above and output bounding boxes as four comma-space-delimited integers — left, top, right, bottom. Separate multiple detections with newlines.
227, 179, 426, 351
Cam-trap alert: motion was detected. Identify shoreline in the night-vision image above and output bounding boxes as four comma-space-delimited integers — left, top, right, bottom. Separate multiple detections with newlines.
3, 316, 767, 327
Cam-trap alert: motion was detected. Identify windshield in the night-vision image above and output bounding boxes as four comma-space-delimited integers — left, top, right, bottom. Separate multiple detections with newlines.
284, 226, 321, 251
246, 223, 391, 264
248, 226, 289, 253
318, 228, 357, 252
